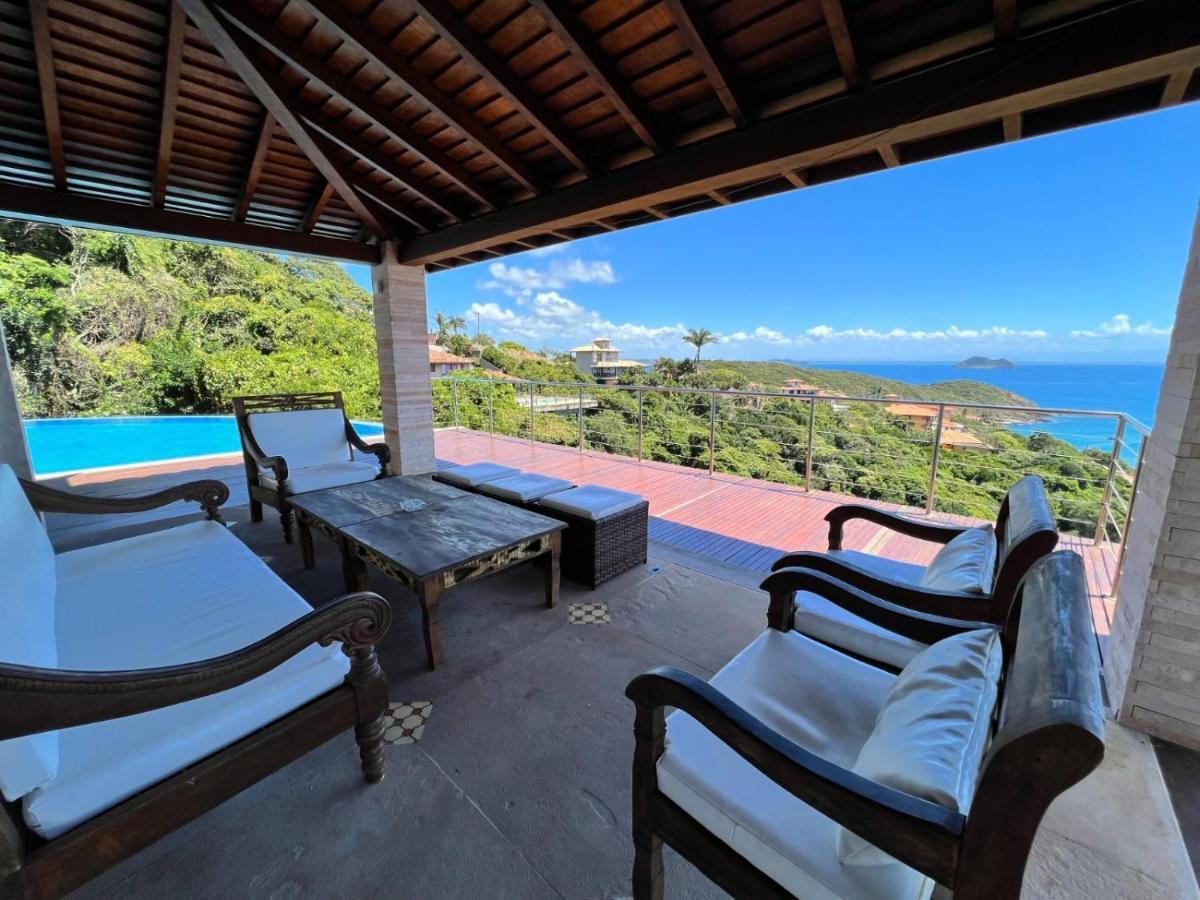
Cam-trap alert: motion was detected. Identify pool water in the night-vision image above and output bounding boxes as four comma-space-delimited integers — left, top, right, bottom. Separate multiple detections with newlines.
22, 416, 385, 475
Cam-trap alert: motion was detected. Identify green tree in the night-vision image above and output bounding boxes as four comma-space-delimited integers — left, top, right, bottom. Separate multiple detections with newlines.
682, 328, 717, 368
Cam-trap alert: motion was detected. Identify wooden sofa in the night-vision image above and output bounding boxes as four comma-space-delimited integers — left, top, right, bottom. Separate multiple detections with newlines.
770, 475, 1057, 669
233, 391, 391, 544
626, 550, 1103, 899
0, 465, 391, 899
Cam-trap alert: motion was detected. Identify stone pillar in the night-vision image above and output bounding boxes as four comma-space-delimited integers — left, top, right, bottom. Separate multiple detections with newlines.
0, 320, 34, 480
1107, 203, 1200, 748
371, 241, 435, 475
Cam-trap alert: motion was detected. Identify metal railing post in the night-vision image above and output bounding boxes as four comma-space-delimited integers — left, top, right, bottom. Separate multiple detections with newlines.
451, 378, 459, 429
1094, 416, 1126, 546
925, 404, 946, 514
488, 379, 495, 434
637, 388, 644, 460
805, 397, 816, 492
1111, 426, 1147, 600
578, 385, 584, 451
528, 381, 535, 443
708, 391, 717, 474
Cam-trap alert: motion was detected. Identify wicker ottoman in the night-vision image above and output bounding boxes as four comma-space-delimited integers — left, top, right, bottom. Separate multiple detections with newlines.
435, 461, 521, 489
477, 472, 576, 505
535, 485, 649, 589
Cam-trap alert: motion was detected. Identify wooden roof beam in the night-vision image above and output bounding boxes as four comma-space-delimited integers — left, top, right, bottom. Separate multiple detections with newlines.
153, 2, 187, 208
178, 0, 390, 238
783, 169, 807, 188
878, 144, 900, 167
406, 0, 594, 176
0, 183, 380, 263
527, 0, 663, 153
818, 0, 868, 91
293, 0, 544, 195
663, 0, 750, 127
301, 181, 335, 233
213, 0, 501, 210
1161, 68, 1193, 105
395, 0, 1200, 265
234, 113, 274, 222
994, 0, 1019, 43
28, 0, 66, 189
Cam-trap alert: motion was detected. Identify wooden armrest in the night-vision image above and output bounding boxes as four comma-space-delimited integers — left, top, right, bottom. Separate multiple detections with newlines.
626, 666, 961, 883
761, 567, 994, 644
21, 478, 229, 522
0, 592, 390, 739
769, 552, 995, 622
238, 427, 288, 483
825, 505, 968, 550
344, 420, 391, 473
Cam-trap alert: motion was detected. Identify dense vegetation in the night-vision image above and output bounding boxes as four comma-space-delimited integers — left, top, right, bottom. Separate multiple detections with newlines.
2, 222, 1127, 536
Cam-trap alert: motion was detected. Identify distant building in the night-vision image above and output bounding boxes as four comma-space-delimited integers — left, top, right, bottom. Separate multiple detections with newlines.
885, 402, 940, 430
939, 430, 989, 451
569, 338, 644, 383
782, 379, 822, 396
429, 344, 473, 376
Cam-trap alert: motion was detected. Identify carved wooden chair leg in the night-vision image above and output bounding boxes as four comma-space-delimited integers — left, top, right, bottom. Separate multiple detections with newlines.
250, 499, 263, 523
632, 704, 666, 900
346, 645, 388, 784
279, 497, 295, 545
355, 715, 387, 784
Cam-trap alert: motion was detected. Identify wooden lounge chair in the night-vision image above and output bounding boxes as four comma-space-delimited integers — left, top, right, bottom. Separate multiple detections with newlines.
769, 475, 1057, 668
0, 466, 391, 898
626, 551, 1103, 899
233, 391, 390, 544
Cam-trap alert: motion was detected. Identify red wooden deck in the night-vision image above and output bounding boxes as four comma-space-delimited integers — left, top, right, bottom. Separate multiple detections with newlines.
41, 427, 1118, 656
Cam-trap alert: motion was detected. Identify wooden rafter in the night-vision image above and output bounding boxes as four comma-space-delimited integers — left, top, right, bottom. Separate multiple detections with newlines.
527, 0, 662, 153
1162, 69, 1193, 105
177, 0, 389, 238
234, 113, 274, 222
0, 184, 379, 263
663, 0, 749, 127
994, 0, 1019, 43
783, 170, 807, 188
28, 0, 66, 189
153, 1, 187, 208
878, 145, 900, 167
1002, 113, 1022, 141
293, 0, 544, 195
395, 0, 1200, 265
818, 0, 868, 91
301, 182, 335, 233
213, 0, 501, 210
405, 0, 593, 176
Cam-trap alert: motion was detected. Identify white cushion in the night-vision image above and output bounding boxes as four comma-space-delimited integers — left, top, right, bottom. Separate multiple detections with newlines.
24, 521, 349, 838
918, 526, 997, 595
0, 465, 60, 801
478, 473, 575, 503
793, 592, 929, 670
535, 484, 644, 521
248, 408, 350, 469
260, 461, 380, 494
839, 629, 1002, 866
658, 630, 933, 899
438, 462, 521, 488
827, 549, 926, 587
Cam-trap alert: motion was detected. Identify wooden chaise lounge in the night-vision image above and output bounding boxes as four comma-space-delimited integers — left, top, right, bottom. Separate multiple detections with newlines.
0, 465, 391, 899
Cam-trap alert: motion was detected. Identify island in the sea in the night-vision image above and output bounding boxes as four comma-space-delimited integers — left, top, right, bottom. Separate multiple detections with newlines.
955, 355, 1015, 369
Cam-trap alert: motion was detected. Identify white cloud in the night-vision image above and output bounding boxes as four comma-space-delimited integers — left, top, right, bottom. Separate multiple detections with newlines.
470, 292, 686, 352
726, 326, 793, 345
1070, 313, 1171, 339
803, 324, 1048, 343
479, 258, 616, 297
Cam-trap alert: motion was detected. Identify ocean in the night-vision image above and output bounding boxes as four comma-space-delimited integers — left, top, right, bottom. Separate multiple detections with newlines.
804, 362, 1164, 456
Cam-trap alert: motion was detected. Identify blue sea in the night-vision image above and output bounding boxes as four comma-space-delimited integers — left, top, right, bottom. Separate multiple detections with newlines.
804, 362, 1163, 457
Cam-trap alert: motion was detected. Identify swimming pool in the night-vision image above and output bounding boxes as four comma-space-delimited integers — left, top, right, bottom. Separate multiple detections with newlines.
22, 416, 385, 476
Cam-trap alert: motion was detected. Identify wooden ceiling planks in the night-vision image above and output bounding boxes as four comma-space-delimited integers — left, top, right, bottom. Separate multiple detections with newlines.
0, 0, 1197, 266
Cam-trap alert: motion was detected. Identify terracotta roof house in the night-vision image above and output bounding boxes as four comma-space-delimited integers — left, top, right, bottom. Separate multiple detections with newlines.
885, 402, 940, 429
429, 345, 473, 376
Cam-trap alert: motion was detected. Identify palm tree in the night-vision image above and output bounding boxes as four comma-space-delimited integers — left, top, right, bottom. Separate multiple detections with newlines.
447, 315, 467, 336
432, 310, 449, 338
683, 328, 717, 369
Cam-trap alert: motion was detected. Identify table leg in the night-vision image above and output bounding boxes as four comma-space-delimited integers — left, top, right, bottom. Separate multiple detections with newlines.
543, 532, 561, 608
341, 539, 370, 592
299, 516, 315, 570
418, 575, 445, 670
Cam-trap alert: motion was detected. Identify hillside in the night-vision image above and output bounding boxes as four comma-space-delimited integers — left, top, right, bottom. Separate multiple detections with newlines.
706, 359, 1037, 410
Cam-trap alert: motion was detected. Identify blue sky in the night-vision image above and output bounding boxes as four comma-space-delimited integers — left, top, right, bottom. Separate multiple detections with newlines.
345, 102, 1200, 363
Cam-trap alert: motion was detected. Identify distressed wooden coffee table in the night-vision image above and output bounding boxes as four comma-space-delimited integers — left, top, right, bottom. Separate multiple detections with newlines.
290, 476, 565, 669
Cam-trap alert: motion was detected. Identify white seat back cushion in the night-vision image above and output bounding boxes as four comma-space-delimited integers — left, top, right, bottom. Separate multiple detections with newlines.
248, 408, 350, 470
919, 525, 997, 594
0, 465, 60, 802
839, 628, 1002, 865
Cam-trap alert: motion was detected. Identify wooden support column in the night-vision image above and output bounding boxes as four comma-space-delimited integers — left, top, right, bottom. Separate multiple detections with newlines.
371, 242, 435, 474
0, 321, 34, 480
1107, 202, 1200, 748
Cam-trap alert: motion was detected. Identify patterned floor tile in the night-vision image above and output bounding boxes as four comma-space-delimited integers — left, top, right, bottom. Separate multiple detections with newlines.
568, 602, 611, 625
381, 701, 432, 745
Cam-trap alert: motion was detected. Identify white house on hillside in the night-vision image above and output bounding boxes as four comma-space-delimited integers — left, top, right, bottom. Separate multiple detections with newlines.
569, 338, 645, 384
